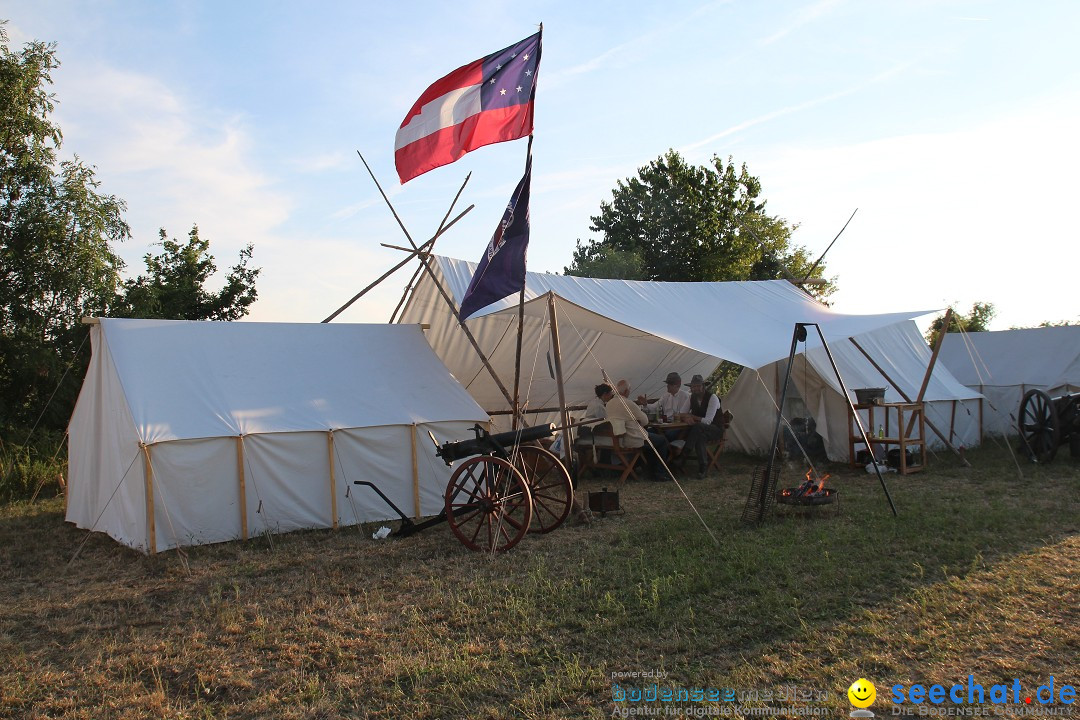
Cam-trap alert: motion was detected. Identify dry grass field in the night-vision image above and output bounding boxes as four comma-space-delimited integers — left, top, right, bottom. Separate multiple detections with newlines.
1, 443, 1077, 719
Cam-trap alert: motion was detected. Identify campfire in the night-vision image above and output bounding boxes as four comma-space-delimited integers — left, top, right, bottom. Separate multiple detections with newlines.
775, 470, 837, 506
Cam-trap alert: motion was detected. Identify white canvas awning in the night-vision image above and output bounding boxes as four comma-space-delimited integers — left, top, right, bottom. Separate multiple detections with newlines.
398, 256, 940, 421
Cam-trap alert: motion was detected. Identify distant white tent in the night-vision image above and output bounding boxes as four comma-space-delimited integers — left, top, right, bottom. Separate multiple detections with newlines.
66, 319, 489, 553
724, 320, 983, 461
397, 256, 979, 461
938, 326, 1080, 436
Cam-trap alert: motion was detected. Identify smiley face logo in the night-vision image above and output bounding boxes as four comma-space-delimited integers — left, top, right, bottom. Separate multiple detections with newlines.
848, 678, 876, 708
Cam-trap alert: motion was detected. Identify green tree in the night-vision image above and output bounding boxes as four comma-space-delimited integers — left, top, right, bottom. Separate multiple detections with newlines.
116, 225, 260, 321
565, 150, 833, 298
0, 23, 129, 430
925, 302, 996, 347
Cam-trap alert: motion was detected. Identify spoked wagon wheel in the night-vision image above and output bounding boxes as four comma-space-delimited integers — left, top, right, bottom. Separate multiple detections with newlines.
511, 445, 574, 533
445, 456, 533, 552
1019, 389, 1060, 463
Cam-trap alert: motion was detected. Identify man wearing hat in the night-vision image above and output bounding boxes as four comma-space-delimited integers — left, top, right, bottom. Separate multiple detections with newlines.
683, 374, 728, 479
637, 371, 691, 433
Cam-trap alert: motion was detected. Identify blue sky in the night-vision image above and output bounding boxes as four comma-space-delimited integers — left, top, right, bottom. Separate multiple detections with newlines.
4, 0, 1078, 331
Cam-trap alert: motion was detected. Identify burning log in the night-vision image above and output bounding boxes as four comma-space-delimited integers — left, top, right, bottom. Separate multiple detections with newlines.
792, 470, 830, 498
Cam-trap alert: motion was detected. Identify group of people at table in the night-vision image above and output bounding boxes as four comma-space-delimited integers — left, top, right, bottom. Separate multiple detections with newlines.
580, 371, 728, 481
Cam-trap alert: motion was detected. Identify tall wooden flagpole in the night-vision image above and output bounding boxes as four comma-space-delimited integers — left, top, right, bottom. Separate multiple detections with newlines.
511, 135, 535, 431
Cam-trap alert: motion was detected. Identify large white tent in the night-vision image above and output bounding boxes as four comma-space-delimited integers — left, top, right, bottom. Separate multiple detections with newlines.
724, 320, 983, 461
66, 319, 489, 553
397, 256, 980, 462
938, 326, 1080, 436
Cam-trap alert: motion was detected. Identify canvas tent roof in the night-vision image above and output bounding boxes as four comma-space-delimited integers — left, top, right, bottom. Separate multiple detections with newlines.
67, 319, 489, 552
398, 256, 944, 423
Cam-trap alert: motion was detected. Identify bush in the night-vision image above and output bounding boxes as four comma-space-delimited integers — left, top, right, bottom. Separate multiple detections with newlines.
0, 427, 67, 503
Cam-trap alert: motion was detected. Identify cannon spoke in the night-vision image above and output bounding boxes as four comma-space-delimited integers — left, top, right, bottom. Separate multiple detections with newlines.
512, 445, 574, 534
445, 456, 532, 552
1019, 389, 1060, 463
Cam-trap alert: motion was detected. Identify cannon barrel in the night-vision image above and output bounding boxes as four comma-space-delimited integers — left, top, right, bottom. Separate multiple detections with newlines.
489, 423, 556, 448
438, 423, 556, 462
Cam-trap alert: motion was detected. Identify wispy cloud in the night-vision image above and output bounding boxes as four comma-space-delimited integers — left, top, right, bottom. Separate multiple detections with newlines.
548, 0, 735, 86
680, 59, 917, 155
760, 0, 845, 46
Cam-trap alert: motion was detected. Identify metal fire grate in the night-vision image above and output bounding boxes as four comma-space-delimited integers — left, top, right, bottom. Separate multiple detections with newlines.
741, 464, 780, 525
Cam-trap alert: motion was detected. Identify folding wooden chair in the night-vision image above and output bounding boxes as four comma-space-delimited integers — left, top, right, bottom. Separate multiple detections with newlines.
703, 412, 733, 474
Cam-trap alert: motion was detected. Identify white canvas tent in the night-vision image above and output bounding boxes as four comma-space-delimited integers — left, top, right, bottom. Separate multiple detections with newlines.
66, 319, 489, 553
938, 326, 1080, 436
724, 320, 983, 461
397, 256, 979, 462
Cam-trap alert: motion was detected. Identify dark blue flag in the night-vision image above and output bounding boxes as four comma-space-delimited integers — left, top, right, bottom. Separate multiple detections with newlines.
458, 155, 532, 321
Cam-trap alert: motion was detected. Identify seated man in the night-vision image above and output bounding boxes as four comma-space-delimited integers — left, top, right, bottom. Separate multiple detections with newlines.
637, 371, 691, 439
683, 374, 727, 479
604, 385, 670, 481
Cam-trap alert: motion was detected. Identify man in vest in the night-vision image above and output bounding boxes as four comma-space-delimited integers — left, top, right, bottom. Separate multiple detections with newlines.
683, 374, 727, 479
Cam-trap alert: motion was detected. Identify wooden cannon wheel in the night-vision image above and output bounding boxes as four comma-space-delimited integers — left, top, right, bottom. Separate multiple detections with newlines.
511, 445, 574, 533
1019, 388, 1060, 463
444, 456, 533, 552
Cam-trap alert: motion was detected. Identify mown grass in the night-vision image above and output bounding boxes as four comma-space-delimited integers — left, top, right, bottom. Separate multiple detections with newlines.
0, 442, 1076, 719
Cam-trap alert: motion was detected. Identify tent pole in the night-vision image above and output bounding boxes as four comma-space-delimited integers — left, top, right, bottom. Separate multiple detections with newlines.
411, 424, 421, 520
141, 443, 157, 555
389, 172, 473, 324
389, 263, 424, 324
236, 436, 248, 540
810, 325, 897, 516
322, 208, 471, 324
325, 157, 473, 324
760, 324, 804, 518
420, 255, 520, 414
353, 151, 519, 418
327, 431, 339, 530
546, 293, 572, 466
848, 337, 971, 466
917, 308, 953, 403
512, 285, 526, 431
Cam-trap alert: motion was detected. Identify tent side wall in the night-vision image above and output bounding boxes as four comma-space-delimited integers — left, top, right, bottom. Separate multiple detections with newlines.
133, 421, 479, 553
66, 325, 150, 551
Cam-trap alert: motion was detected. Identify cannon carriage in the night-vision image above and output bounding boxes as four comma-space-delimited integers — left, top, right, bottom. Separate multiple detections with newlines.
354, 423, 574, 552
1018, 389, 1080, 463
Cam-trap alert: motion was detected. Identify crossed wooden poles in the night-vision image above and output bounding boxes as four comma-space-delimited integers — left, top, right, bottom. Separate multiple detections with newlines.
323, 152, 574, 457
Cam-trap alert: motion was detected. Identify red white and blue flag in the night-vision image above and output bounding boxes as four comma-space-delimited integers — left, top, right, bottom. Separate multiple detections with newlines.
458, 153, 532, 321
395, 31, 541, 184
